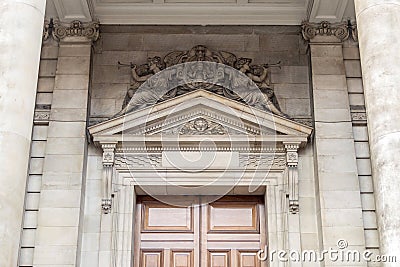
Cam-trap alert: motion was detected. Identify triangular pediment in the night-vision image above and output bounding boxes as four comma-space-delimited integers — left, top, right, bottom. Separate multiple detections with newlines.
89, 90, 312, 145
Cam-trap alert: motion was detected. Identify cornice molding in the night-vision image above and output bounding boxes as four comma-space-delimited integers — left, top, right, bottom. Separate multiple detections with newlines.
308, 0, 351, 23
301, 20, 358, 42
91, 2, 308, 25
43, 19, 100, 42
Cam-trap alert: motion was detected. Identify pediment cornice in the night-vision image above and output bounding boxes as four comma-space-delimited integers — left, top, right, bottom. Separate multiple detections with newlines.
89, 90, 312, 215
89, 89, 312, 147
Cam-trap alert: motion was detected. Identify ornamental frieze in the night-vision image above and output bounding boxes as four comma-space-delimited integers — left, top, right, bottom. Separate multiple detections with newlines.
239, 154, 286, 169
115, 154, 162, 169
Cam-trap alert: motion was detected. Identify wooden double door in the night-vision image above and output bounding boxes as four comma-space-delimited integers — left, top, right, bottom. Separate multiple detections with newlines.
134, 196, 267, 267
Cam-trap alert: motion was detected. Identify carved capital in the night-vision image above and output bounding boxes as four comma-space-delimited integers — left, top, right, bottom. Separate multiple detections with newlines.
101, 143, 117, 166
284, 143, 300, 166
43, 19, 99, 42
301, 21, 357, 42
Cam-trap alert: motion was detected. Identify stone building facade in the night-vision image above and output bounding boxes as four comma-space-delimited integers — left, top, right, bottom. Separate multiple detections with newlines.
0, 0, 399, 266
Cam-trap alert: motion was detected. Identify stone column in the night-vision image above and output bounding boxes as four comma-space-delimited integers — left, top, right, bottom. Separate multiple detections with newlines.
33, 20, 99, 266
354, 0, 400, 259
0, 1, 45, 265
302, 22, 366, 266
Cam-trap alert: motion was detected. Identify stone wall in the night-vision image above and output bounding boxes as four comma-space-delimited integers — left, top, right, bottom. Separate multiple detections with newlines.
90, 25, 311, 123
18, 41, 58, 267
80, 145, 103, 266
18, 37, 93, 267
344, 41, 381, 265
308, 35, 369, 265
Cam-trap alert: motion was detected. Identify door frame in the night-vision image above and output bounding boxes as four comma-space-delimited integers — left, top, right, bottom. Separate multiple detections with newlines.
101, 168, 295, 267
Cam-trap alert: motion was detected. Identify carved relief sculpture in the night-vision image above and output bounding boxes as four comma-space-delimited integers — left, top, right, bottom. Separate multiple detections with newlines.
122, 56, 165, 109
116, 45, 285, 117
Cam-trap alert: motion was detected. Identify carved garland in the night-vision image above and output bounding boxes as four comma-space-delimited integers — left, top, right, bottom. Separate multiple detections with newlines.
176, 118, 227, 135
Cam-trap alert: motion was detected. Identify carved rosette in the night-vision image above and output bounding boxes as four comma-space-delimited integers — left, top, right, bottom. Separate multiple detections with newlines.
284, 142, 300, 214
301, 21, 357, 42
43, 20, 99, 42
101, 143, 117, 214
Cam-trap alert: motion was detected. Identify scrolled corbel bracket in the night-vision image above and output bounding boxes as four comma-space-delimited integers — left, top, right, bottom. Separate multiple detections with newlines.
100, 142, 117, 214
284, 142, 301, 214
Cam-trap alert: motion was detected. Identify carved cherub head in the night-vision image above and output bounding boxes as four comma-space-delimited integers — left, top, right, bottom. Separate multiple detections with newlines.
235, 58, 252, 72
194, 45, 207, 60
187, 45, 213, 62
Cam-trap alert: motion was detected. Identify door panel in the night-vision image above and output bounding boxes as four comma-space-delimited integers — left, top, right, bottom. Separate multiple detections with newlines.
135, 196, 266, 267
238, 251, 260, 267
141, 250, 163, 267
143, 202, 193, 232
171, 250, 193, 267
208, 202, 258, 232
135, 197, 198, 267
203, 197, 265, 267
208, 250, 231, 267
